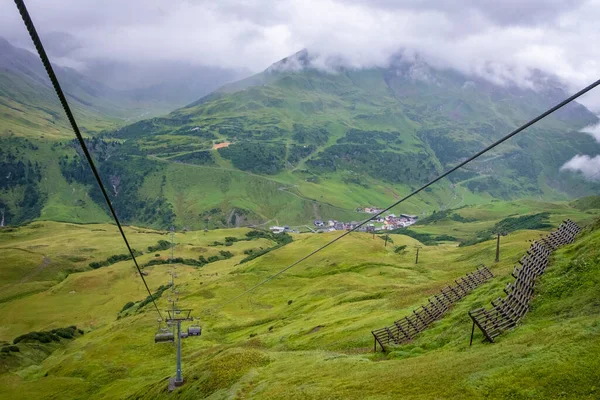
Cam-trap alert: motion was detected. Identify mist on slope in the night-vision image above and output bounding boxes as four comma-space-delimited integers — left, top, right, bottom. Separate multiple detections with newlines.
1, 0, 599, 110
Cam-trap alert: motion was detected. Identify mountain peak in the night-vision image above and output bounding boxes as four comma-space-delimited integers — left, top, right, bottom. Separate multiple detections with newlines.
266, 49, 313, 73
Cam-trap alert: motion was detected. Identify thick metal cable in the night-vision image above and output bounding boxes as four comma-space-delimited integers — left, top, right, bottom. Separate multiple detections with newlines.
221, 78, 600, 306
14, 0, 163, 320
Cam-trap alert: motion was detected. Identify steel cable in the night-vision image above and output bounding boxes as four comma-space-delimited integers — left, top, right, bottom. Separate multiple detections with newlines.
13, 0, 163, 320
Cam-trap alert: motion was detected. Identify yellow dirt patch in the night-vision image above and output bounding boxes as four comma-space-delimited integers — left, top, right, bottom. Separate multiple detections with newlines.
212, 141, 232, 150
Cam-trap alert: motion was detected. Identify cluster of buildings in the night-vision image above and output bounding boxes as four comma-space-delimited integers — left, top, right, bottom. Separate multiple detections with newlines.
268, 207, 419, 234
313, 213, 418, 232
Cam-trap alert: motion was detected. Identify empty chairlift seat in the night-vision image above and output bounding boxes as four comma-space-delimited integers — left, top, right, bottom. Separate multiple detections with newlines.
188, 325, 202, 337
155, 330, 175, 343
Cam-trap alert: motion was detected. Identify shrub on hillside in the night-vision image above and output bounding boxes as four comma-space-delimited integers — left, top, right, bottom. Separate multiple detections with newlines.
120, 302, 135, 313
385, 229, 457, 245
137, 284, 171, 309
13, 326, 79, 345
147, 240, 171, 252
394, 245, 407, 253
239, 231, 294, 264
219, 250, 233, 259
143, 257, 205, 267
88, 249, 142, 269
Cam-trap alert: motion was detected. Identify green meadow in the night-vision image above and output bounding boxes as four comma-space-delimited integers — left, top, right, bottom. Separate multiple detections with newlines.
0, 198, 599, 398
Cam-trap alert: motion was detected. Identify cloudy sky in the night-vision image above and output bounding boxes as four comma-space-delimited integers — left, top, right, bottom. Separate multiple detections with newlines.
1, 1, 599, 97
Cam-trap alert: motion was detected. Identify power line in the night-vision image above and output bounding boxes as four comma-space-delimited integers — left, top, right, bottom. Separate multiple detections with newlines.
13, 0, 163, 320
220, 78, 600, 307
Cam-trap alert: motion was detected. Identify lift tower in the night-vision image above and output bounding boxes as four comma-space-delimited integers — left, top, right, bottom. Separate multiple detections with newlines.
165, 308, 193, 386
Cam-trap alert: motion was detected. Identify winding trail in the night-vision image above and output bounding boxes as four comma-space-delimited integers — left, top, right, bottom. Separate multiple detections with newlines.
0, 247, 52, 289
19, 255, 52, 284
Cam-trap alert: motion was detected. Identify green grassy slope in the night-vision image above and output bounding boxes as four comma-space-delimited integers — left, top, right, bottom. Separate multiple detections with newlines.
0, 205, 598, 398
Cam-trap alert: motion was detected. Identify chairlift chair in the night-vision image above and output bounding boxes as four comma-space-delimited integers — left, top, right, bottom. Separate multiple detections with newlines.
155, 328, 175, 343
188, 319, 202, 337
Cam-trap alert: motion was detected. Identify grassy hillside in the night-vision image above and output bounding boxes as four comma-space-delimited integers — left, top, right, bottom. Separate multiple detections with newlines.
104, 53, 600, 205
0, 202, 598, 398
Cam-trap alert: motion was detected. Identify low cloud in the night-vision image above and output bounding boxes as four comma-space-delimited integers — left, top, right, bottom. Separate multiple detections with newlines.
1, 0, 600, 108
561, 154, 600, 180
581, 122, 600, 142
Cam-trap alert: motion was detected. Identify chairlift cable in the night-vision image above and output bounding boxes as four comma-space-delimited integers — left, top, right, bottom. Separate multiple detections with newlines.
220, 78, 600, 307
13, 0, 163, 321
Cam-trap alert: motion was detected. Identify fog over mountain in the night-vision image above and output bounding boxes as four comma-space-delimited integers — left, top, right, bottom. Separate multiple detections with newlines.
1, 0, 599, 108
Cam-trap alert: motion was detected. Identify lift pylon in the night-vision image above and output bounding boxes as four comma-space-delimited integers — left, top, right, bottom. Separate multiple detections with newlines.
165, 309, 194, 386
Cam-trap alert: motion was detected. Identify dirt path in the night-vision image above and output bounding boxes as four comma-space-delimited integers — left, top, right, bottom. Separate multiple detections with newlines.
212, 141, 232, 150
19, 255, 52, 284
312, 202, 321, 220
0, 247, 52, 291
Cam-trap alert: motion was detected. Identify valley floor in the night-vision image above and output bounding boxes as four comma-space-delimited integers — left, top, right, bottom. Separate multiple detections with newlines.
0, 202, 599, 399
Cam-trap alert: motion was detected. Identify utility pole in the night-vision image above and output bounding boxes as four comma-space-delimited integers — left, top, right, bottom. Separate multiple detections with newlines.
495, 233, 500, 263
494, 232, 507, 263
170, 226, 175, 264
415, 245, 422, 264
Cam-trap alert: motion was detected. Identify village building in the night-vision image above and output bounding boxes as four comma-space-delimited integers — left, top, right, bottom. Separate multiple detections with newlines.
269, 226, 291, 234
